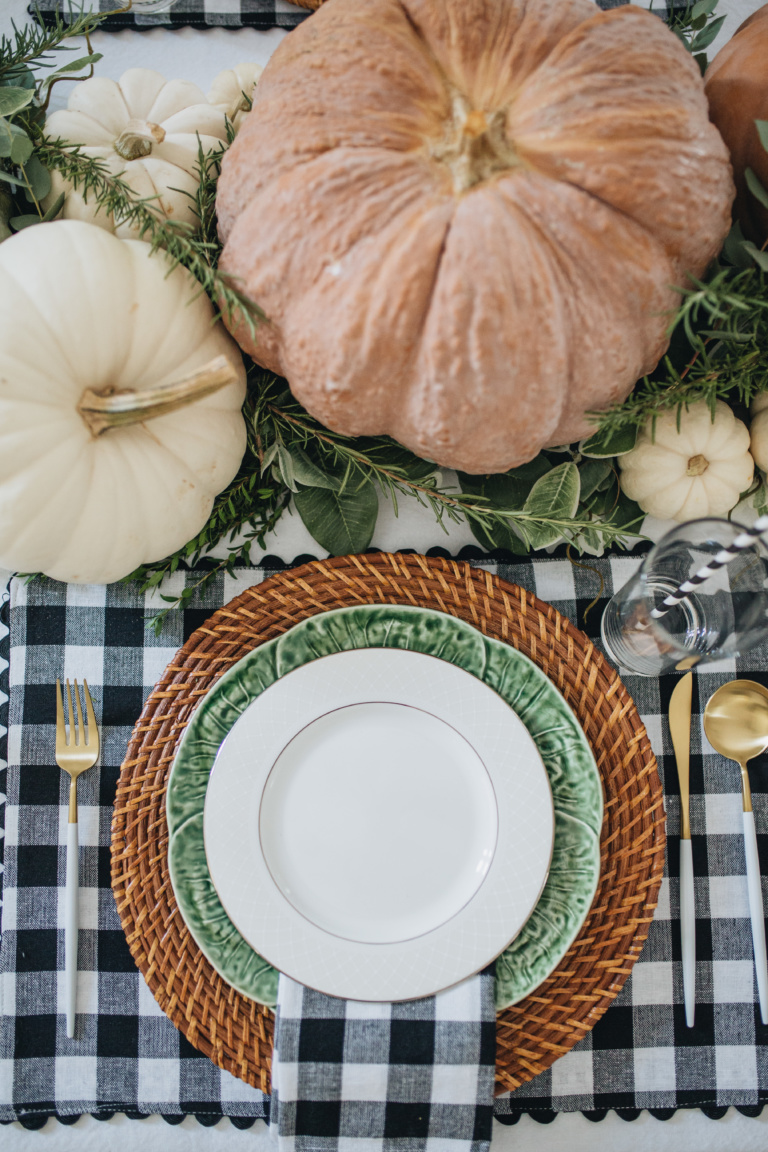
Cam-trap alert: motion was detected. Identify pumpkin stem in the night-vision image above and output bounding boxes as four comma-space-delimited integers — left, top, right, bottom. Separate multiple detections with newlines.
114, 119, 166, 161
686, 454, 710, 476
77, 355, 240, 436
433, 90, 523, 194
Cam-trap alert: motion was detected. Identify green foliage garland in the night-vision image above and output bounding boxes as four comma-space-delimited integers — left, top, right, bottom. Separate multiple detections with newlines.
3, 2, 768, 626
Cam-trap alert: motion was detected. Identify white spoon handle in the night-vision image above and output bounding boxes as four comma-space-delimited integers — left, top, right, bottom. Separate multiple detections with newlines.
743, 811, 768, 1025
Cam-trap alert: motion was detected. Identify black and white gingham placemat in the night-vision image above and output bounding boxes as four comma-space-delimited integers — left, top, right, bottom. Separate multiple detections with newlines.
30, 1, 694, 34
2, 551, 768, 1132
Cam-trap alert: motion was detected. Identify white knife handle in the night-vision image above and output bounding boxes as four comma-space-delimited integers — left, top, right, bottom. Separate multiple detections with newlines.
65, 821, 78, 1039
743, 811, 768, 1025
679, 839, 696, 1028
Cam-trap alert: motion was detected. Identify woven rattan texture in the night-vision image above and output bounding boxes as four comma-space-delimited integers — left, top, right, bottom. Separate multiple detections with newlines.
111, 553, 665, 1096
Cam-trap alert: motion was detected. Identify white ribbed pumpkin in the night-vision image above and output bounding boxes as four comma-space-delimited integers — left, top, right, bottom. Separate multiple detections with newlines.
43, 69, 229, 237
208, 63, 264, 133
0, 221, 247, 584
750, 392, 768, 472
618, 400, 754, 521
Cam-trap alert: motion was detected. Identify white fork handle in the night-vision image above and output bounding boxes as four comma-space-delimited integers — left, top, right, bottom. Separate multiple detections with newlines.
66, 821, 78, 1039
744, 811, 768, 1025
679, 839, 696, 1028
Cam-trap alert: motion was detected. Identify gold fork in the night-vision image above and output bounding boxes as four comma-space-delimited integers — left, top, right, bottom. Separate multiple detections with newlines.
55, 678, 99, 1039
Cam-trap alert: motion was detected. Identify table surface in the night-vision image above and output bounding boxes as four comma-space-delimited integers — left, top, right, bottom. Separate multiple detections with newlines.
2, 0, 768, 1145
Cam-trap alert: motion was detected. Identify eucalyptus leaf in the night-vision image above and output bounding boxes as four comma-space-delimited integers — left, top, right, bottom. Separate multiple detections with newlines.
690, 0, 719, 18
41, 190, 65, 222
0, 117, 29, 158
757, 120, 768, 154
0, 86, 34, 118
10, 130, 33, 165
722, 220, 755, 270
743, 241, 768, 273
288, 444, 341, 491
458, 456, 552, 511
689, 14, 725, 50
578, 457, 613, 501
0, 169, 24, 187
1, 67, 36, 91
22, 154, 51, 202
276, 442, 297, 492
746, 167, 768, 212
294, 476, 378, 555
580, 424, 638, 458
10, 214, 41, 230
523, 461, 580, 521
41, 52, 102, 83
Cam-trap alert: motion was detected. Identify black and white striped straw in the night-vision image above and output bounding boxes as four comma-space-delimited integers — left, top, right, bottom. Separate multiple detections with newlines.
646, 514, 768, 623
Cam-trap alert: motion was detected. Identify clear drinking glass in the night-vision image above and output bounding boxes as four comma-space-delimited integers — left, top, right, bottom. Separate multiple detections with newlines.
600, 518, 768, 676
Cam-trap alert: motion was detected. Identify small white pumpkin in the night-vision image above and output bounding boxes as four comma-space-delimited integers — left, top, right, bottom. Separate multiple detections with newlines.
43, 68, 229, 237
618, 400, 754, 521
750, 392, 768, 472
208, 63, 263, 133
0, 220, 247, 584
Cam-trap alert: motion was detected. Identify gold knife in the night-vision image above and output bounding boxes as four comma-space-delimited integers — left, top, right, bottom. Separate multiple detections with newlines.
669, 670, 695, 1027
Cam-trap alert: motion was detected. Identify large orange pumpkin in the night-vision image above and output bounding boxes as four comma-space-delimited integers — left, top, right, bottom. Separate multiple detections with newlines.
705, 4, 768, 244
217, 0, 733, 474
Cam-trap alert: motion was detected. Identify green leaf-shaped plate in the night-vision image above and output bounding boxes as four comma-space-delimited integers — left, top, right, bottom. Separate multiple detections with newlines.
167, 603, 602, 1010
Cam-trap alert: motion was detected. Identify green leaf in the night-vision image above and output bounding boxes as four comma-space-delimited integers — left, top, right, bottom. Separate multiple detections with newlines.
41, 190, 65, 222
745, 167, 768, 212
1, 67, 36, 92
0, 87, 34, 118
10, 214, 42, 230
294, 477, 378, 554
10, 130, 33, 165
0, 117, 31, 159
756, 120, 768, 154
721, 220, 755, 269
690, 14, 725, 50
288, 444, 341, 491
0, 168, 24, 186
22, 154, 51, 202
458, 456, 552, 511
523, 461, 580, 520
580, 423, 638, 458
605, 490, 644, 533
43, 52, 102, 80
690, 0, 719, 19
276, 442, 297, 491
742, 241, 768, 273
578, 457, 613, 501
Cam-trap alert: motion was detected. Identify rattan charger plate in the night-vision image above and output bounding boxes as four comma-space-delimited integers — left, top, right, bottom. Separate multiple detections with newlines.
112, 553, 665, 1096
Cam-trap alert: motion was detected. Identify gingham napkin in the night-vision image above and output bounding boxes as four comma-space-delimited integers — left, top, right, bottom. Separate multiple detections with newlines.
270, 974, 496, 1149
2, 554, 768, 1135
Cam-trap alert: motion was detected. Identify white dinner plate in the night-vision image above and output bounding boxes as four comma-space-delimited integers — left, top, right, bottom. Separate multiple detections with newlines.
203, 647, 554, 1001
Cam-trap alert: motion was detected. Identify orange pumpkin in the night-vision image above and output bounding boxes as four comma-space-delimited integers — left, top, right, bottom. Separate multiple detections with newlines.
705, 4, 768, 244
217, 0, 733, 474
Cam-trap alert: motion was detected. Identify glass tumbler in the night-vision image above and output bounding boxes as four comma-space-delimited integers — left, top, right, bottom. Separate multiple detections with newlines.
600, 518, 768, 677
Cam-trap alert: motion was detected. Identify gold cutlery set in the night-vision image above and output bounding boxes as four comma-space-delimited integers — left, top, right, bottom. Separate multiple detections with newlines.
670, 674, 768, 1028
52, 671, 768, 1037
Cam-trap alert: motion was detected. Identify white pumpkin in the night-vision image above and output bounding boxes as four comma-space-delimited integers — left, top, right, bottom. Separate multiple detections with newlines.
208, 63, 263, 133
750, 392, 768, 472
0, 220, 247, 584
618, 400, 754, 521
43, 69, 229, 237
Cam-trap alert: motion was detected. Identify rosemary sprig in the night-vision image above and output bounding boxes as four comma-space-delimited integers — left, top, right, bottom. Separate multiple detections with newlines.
33, 138, 264, 331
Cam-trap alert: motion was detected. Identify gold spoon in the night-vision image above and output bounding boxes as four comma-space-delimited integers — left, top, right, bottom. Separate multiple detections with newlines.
703, 680, 768, 1024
